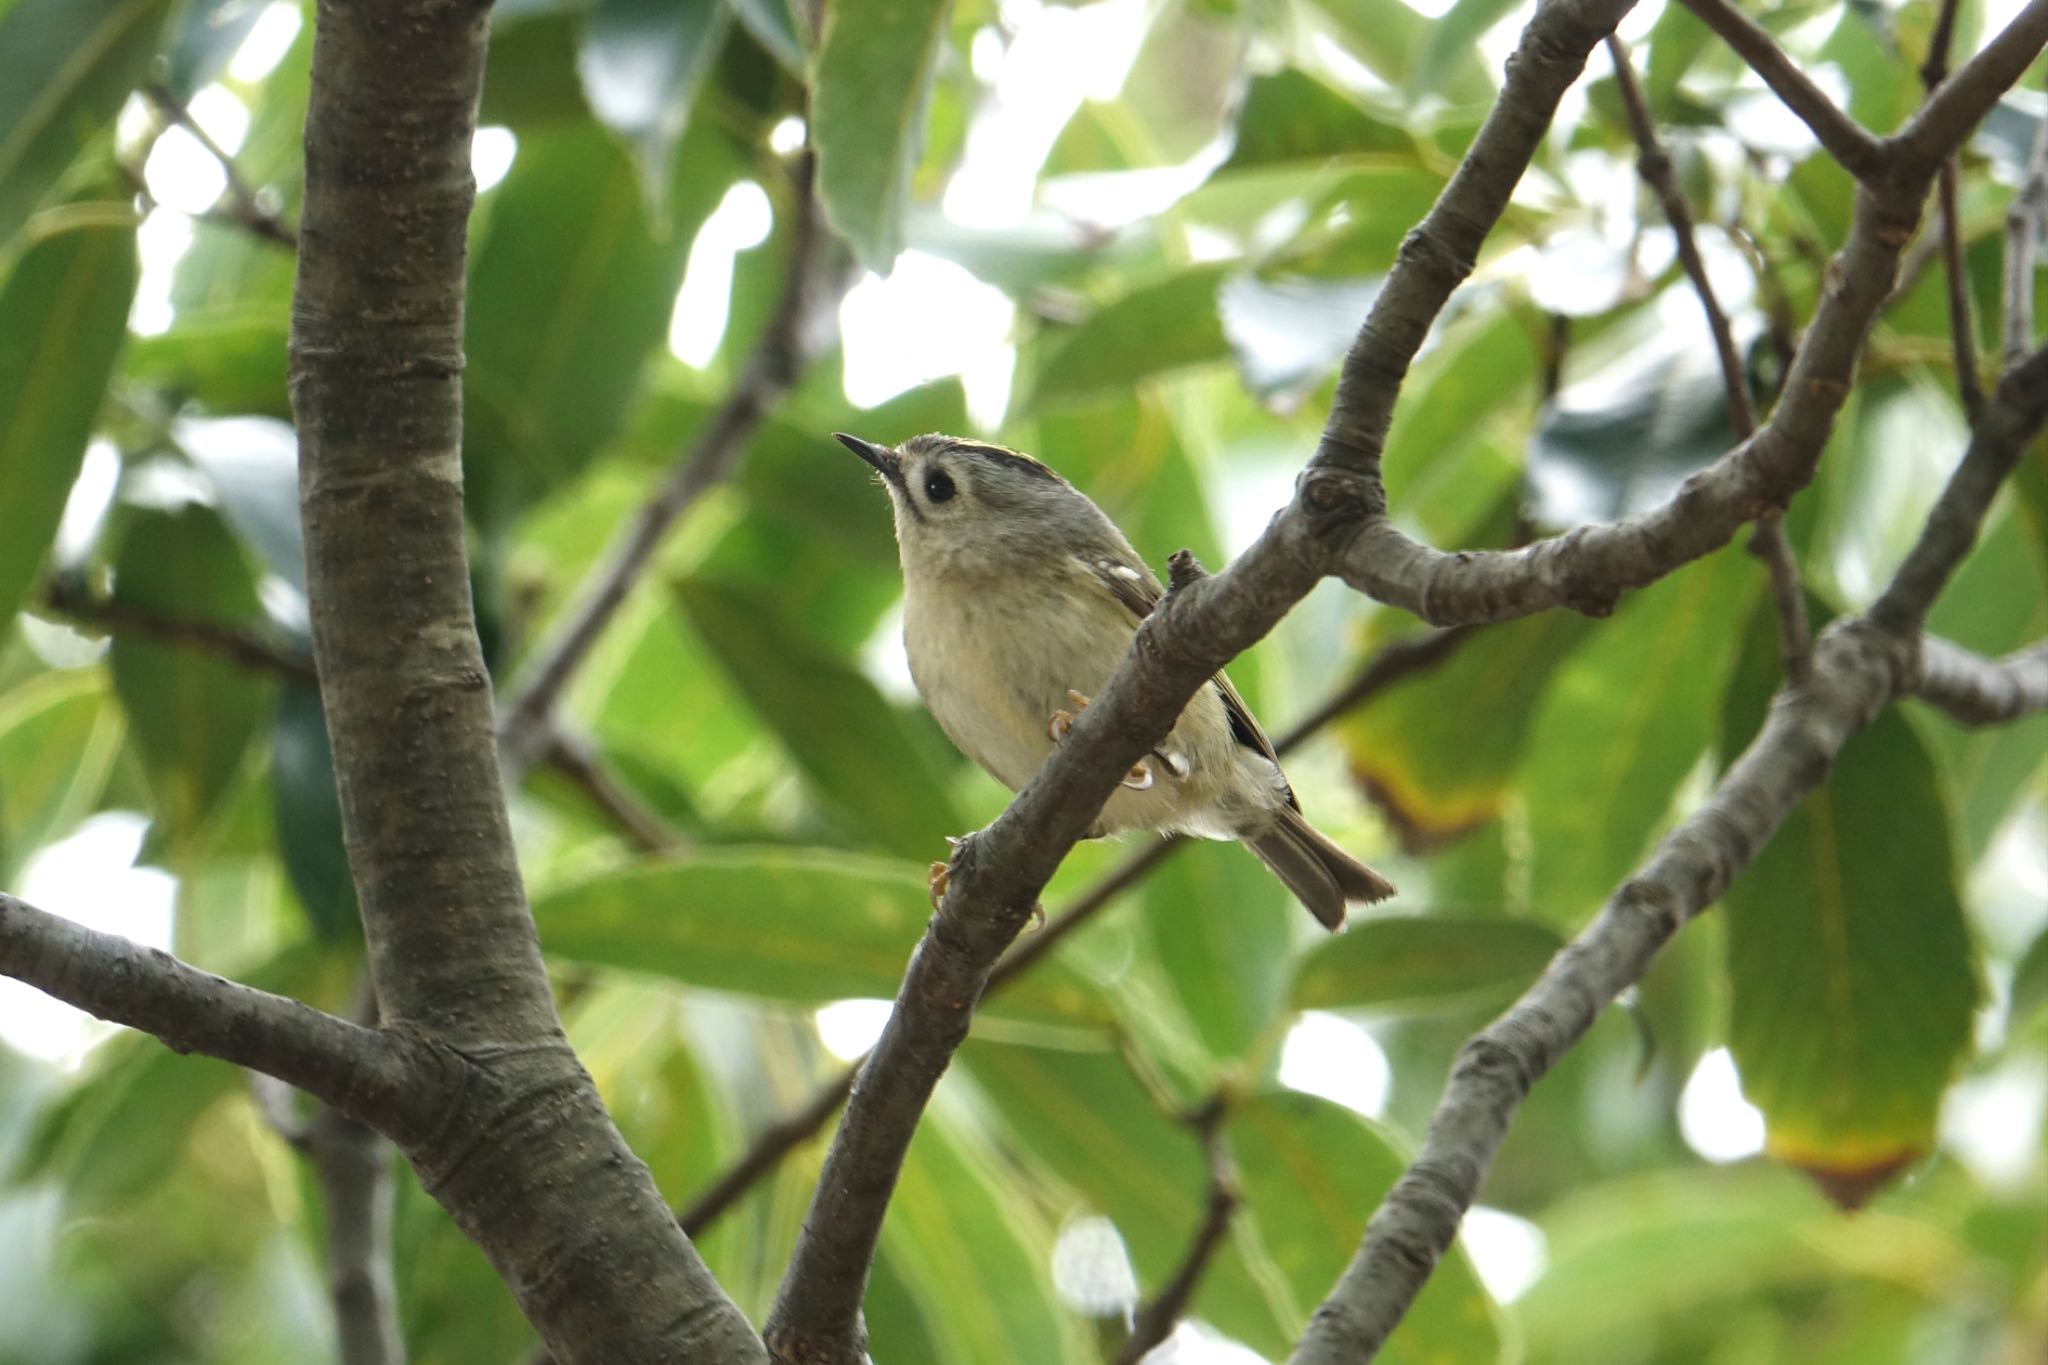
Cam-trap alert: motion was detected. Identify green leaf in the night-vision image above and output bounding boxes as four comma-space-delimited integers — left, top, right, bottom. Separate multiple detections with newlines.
2009, 924, 2048, 1041
1303, 0, 1495, 104
1142, 840, 1291, 1057
879, 1108, 1089, 1364
107, 505, 272, 840
0, 0, 171, 246
479, 10, 591, 129
0, 216, 137, 621
809, 0, 949, 270
463, 123, 716, 523
1231, 1091, 1507, 1363
1219, 273, 1382, 405
1521, 544, 1755, 920
724, 0, 804, 72
1380, 304, 1535, 544
1219, 69, 1416, 171
1341, 610, 1593, 848
1643, 0, 1715, 111
1030, 266, 1231, 410
122, 304, 290, 417
577, 0, 728, 209
531, 848, 1109, 1027
0, 668, 126, 885
1412, 0, 1520, 100
270, 683, 356, 939
1528, 343, 1739, 526
1290, 914, 1562, 1013
158, 0, 264, 102
673, 577, 965, 859
962, 1038, 1294, 1355
1723, 707, 1978, 1206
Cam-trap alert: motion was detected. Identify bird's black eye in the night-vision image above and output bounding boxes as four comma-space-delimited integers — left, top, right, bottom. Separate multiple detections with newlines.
924, 469, 956, 504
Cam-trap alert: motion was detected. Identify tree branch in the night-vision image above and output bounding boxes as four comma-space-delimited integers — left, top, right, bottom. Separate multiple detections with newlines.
2003, 79, 2048, 366
1892, 0, 2048, 176
0, 893, 419, 1128
1114, 1095, 1239, 1365
759, 2, 1635, 1357
142, 80, 298, 249
1608, 35, 1813, 681
1287, 340, 2048, 1362
1922, 0, 1985, 417
41, 579, 318, 684
497, 150, 837, 782
541, 726, 685, 854
288, 0, 762, 1359
1912, 637, 2048, 724
1673, 0, 1886, 179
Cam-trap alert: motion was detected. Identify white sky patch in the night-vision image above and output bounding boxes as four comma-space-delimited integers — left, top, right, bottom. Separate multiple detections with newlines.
859, 599, 918, 705
1940, 1057, 2047, 1191
768, 116, 806, 156
1679, 1047, 1767, 1163
472, 125, 517, 193
838, 250, 1015, 428
1050, 1215, 1139, 1317
144, 125, 228, 215
814, 998, 893, 1061
53, 440, 122, 566
668, 180, 774, 368
0, 814, 176, 1070
187, 84, 251, 154
227, 1, 303, 83
1279, 1011, 1391, 1118
130, 208, 195, 337
1135, 1322, 1271, 1363
1461, 1205, 1547, 1303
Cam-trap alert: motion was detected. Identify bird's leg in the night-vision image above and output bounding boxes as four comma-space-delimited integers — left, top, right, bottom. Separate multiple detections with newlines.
1046, 689, 1155, 791
927, 836, 964, 909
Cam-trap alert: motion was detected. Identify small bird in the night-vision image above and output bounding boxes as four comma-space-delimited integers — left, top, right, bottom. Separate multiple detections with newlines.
838, 431, 1394, 930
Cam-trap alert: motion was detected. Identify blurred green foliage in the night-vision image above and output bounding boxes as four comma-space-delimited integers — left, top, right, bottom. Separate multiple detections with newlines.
0, 0, 2043, 1359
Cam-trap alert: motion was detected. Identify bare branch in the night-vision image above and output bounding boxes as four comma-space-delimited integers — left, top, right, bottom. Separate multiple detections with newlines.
1893, 0, 2048, 175
2003, 91, 2048, 366
1922, 0, 1986, 417
497, 151, 839, 781
1115, 1096, 1239, 1365
1673, 0, 1886, 179
142, 81, 298, 249
1609, 36, 1814, 679
541, 726, 685, 854
760, 3, 1632, 1355
1870, 345, 2048, 634
0, 893, 418, 1128
309, 1099, 408, 1365
42, 579, 318, 684
1912, 637, 2048, 724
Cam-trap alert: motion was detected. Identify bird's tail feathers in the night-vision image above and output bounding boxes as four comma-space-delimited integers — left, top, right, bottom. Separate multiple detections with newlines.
1246, 807, 1396, 932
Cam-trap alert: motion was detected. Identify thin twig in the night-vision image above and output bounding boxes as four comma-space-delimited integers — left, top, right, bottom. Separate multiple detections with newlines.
2002, 84, 2048, 366
1674, 0, 1887, 180
1115, 1094, 1239, 1365
41, 580, 318, 683
1608, 37, 1812, 679
541, 726, 685, 854
1912, 637, 2048, 724
673, 627, 1479, 1244
142, 82, 298, 249
1922, 0, 1985, 417
497, 150, 838, 781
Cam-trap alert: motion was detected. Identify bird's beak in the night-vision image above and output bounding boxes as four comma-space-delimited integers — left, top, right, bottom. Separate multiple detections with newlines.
835, 432, 902, 487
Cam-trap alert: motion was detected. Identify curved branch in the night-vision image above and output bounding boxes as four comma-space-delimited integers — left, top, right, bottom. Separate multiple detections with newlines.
1912, 637, 2048, 725
1892, 0, 2048, 175
0, 893, 417, 1128
1673, 0, 1885, 179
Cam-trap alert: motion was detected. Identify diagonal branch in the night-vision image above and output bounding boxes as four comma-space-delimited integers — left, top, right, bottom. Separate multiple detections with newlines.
758, 0, 1636, 1358
497, 150, 838, 782
0, 892, 420, 1130
1922, 0, 1985, 418
1607, 35, 1812, 680
1912, 637, 2048, 724
1673, 0, 1886, 179
142, 81, 298, 249
1893, 0, 2048, 175
41, 579, 319, 684
1287, 343, 2048, 1364
1115, 1094, 1239, 1365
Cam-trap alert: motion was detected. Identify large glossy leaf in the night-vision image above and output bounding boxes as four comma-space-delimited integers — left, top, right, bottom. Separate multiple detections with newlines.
1521, 544, 1755, 921
962, 1038, 1295, 1355
531, 848, 1109, 1027
673, 578, 965, 859
809, 0, 948, 270
577, 0, 727, 208
1231, 1091, 1507, 1363
879, 1108, 1089, 1364
0, 669, 126, 886
463, 124, 717, 523
1219, 69, 1416, 171
0, 216, 137, 622
1029, 266, 1230, 410
1379, 303, 1536, 543
1722, 705, 1978, 1207
122, 304, 290, 417
1141, 840, 1291, 1058
0, 0, 171, 246
107, 505, 272, 841
1291, 914, 1562, 1013
1412, 0, 1521, 100
1341, 611, 1593, 848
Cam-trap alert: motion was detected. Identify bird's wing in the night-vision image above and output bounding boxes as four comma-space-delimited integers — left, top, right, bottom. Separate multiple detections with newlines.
1080, 553, 1301, 812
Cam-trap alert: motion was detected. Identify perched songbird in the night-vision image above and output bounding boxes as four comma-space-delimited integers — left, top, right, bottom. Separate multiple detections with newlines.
838, 431, 1394, 930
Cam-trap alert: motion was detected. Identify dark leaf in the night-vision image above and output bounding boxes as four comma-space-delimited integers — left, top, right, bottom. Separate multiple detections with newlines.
1291, 914, 1562, 1013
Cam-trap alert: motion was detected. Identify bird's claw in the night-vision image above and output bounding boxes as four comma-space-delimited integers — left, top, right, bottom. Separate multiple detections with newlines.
1047, 689, 1093, 743
927, 860, 951, 909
